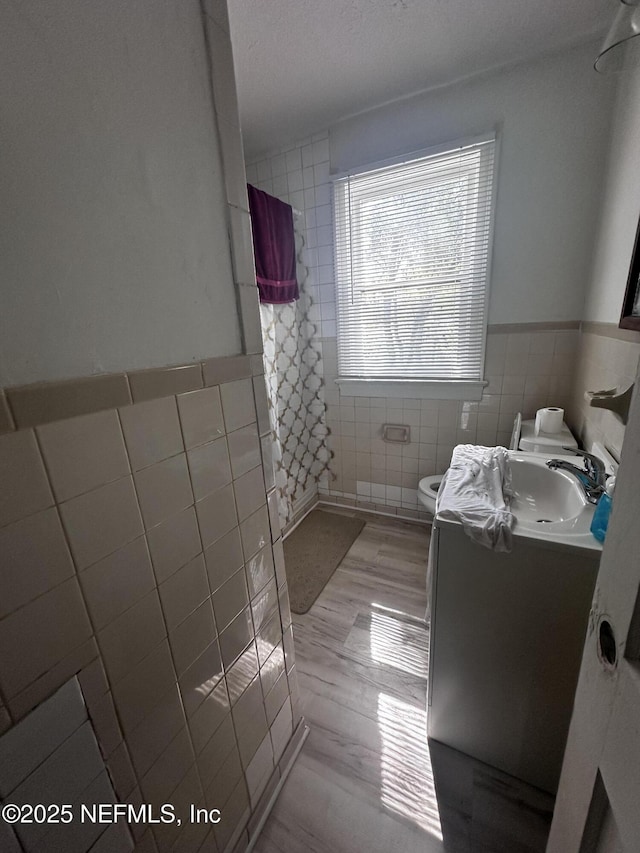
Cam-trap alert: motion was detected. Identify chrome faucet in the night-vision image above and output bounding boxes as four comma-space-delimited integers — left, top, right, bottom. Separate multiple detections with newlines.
546, 448, 607, 504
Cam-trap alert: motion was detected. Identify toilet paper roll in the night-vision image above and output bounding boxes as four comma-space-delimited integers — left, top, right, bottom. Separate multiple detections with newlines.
535, 407, 564, 435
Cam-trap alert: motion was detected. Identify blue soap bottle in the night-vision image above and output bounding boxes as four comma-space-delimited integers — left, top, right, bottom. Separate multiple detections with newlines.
591, 477, 616, 543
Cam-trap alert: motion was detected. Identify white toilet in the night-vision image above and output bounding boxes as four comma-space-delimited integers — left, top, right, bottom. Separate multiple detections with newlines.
417, 413, 578, 514
417, 474, 446, 514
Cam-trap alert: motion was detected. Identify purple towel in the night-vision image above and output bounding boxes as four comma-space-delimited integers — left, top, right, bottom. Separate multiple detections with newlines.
247, 184, 299, 304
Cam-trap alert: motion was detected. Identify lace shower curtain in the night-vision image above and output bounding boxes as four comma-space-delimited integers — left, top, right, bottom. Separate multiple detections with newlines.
260, 224, 333, 530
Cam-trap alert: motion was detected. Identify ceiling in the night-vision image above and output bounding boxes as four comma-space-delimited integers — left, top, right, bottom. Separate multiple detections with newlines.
227, 0, 614, 159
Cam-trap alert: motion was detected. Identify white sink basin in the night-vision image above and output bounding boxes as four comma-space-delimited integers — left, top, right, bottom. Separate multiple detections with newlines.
508, 452, 600, 549
510, 456, 586, 522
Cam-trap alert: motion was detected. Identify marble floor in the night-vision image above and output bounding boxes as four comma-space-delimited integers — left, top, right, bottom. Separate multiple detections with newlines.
254, 505, 555, 853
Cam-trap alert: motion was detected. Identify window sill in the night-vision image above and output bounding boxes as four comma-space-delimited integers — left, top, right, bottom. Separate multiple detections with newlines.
335, 378, 487, 400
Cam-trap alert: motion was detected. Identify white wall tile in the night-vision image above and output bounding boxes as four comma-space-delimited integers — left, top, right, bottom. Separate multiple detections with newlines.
134, 453, 193, 529
10, 722, 103, 848
205, 527, 244, 593
188, 680, 230, 755
179, 641, 224, 718
0, 679, 86, 797
32, 769, 117, 853
228, 424, 261, 479
270, 153, 286, 178
234, 465, 267, 522
80, 536, 155, 631
240, 506, 271, 561
0, 820, 20, 853
245, 544, 276, 599
187, 437, 232, 500
158, 554, 209, 632
38, 410, 130, 502
119, 397, 183, 471
0, 579, 92, 699
195, 483, 238, 549
98, 591, 166, 685
90, 820, 134, 853
221, 379, 256, 432
219, 608, 253, 671
110, 641, 176, 734
212, 569, 249, 633
245, 731, 274, 807
284, 148, 302, 173
60, 476, 144, 570
126, 685, 184, 777
177, 387, 225, 450
146, 506, 201, 584
140, 728, 194, 805
0, 429, 52, 528
169, 600, 216, 676
0, 508, 74, 620
270, 697, 293, 764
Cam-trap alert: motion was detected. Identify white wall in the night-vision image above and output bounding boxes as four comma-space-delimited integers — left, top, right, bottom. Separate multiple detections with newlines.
566, 64, 640, 457
583, 65, 640, 322
0, 0, 241, 387
331, 43, 615, 325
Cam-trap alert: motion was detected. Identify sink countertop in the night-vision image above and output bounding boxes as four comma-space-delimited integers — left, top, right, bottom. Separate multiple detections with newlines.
435, 451, 604, 554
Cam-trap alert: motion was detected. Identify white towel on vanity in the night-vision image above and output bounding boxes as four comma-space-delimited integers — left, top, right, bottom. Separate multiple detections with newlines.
437, 444, 514, 552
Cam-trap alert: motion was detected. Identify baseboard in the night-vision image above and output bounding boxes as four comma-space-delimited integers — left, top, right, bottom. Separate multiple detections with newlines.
245, 721, 310, 851
282, 498, 320, 540
318, 498, 431, 526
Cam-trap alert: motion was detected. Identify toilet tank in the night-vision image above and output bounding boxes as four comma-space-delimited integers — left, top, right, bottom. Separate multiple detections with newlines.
513, 416, 577, 454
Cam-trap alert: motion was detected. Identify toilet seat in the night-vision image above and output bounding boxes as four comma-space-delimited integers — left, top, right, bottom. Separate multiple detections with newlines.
418, 474, 444, 513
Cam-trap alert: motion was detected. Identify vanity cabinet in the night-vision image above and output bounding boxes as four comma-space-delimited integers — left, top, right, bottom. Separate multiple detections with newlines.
427, 518, 600, 794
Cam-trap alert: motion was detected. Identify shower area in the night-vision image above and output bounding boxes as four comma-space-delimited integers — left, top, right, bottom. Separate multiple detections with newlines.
248, 182, 333, 533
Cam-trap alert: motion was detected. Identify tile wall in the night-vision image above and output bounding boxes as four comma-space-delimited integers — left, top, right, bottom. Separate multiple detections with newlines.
567, 324, 640, 460
247, 132, 335, 526
0, 4, 307, 851
0, 355, 302, 853
0, 679, 132, 852
320, 328, 579, 517
247, 139, 580, 519
245, 132, 334, 342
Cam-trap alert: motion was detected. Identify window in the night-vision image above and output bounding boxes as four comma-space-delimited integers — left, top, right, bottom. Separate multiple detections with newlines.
333, 135, 497, 398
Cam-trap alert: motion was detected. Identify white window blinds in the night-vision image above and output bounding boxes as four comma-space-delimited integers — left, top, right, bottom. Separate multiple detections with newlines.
333, 136, 496, 381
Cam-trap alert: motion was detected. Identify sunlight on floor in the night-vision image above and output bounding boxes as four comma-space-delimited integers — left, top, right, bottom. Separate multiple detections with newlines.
369, 602, 441, 839
369, 604, 428, 678
378, 691, 443, 840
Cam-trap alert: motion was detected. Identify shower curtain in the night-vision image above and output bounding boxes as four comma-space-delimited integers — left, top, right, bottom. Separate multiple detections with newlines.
260, 221, 333, 531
